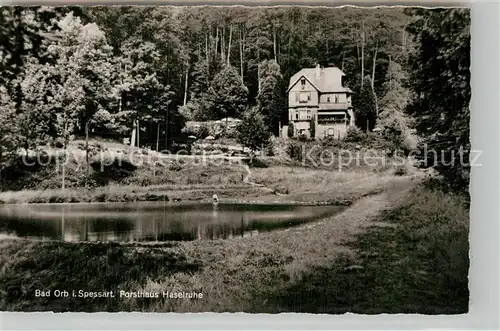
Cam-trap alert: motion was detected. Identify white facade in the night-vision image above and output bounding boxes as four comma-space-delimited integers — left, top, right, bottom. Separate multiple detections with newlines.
287, 65, 354, 139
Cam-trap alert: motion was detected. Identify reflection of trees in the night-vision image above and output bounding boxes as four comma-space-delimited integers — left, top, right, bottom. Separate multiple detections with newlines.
0, 217, 60, 240
0, 204, 347, 242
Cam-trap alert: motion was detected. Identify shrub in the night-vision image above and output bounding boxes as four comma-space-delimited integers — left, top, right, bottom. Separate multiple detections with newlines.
286, 141, 303, 162
394, 166, 407, 176
298, 134, 308, 142
244, 157, 268, 168
53, 137, 65, 148
344, 127, 367, 143
287, 123, 294, 138
169, 160, 184, 172
265, 140, 275, 157
197, 124, 210, 139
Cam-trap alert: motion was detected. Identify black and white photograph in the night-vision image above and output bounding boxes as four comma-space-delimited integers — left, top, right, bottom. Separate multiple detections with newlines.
0, 5, 471, 314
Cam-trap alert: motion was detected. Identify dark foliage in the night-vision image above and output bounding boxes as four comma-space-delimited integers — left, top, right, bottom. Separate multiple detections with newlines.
406, 8, 471, 193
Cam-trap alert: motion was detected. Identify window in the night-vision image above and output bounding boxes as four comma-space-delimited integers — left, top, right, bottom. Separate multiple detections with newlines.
307, 109, 311, 120
334, 95, 339, 103
301, 78, 306, 86
299, 92, 309, 103
327, 96, 331, 102
299, 110, 307, 120
295, 113, 299, 120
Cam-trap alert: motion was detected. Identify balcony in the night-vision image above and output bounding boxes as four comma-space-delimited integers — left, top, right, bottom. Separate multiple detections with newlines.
318, 102, 350, 111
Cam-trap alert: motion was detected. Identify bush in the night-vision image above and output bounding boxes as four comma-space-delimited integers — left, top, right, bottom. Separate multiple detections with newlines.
310, 119, 316, 140
53, 137, 65, 148
265, 141, 275, 157
344, 127, 367, 143
169, 160, 183, 171
298, 134, 308, 142
244, 157, 268, 168
394, 166, 407, 176
287, 123, 294, 138
286, 141, 303, 162
197, 124, 210, 139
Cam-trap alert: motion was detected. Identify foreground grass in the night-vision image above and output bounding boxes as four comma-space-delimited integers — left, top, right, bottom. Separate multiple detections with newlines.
266, 187, 469, 314
0, 241, 201, 312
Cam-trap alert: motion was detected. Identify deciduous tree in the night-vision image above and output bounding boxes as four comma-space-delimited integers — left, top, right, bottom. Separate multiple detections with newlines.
236, 107, 271, 158
406, 8, 470, 192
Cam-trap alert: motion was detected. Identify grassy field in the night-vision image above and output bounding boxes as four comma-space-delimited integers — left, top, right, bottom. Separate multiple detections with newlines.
0, 176, 469, 313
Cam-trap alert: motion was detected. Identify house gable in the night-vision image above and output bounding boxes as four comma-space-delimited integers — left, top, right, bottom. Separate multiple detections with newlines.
288, 76, 319, 108
287, 75, 320, 93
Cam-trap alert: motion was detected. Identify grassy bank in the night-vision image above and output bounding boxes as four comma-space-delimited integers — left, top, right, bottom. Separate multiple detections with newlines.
0, 160, 406, 204
0, 179, 470, 313
0, 184, 268, 204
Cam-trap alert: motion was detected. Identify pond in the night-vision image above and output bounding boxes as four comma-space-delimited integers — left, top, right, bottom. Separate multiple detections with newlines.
0, 202, 346, 242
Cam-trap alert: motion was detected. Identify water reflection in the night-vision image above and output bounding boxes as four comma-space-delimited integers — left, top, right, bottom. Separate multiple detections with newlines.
0, 202, 345, 242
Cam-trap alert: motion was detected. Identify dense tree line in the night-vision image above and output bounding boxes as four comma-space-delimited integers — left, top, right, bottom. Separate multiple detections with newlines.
1, 6, 412, 144
0, 6, 471, 192
406, 8, 471, 192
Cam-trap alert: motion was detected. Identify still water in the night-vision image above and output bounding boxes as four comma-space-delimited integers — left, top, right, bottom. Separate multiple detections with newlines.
0, 202, 345, 242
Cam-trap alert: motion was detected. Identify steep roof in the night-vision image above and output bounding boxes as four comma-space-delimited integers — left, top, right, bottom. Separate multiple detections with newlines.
288, 66, 353, 93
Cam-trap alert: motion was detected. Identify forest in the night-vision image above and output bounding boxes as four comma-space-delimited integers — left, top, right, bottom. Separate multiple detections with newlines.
0, 6, 473, 314
0, 6, 470, 191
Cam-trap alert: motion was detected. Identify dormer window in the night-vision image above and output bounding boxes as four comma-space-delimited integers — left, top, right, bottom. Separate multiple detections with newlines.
300, 78, 306, 89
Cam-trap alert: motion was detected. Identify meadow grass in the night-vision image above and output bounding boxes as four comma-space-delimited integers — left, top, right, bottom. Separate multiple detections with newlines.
265, 187, 470, 314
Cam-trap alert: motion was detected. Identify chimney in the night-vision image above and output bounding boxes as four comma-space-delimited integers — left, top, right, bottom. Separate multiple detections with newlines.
315, 63, 321, 79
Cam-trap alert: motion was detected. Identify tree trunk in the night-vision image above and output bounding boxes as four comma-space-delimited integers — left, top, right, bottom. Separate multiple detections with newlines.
62, 122, 68, 191
356, 40, 360, 66
221, 27, 225, 62
85, 119, 89, 188
156, 123, 160, 151
372, 41, 379, 117
273, 24, 277, 61
215, 26, 219, 57
239, 27, 244, 80
136, 119, 140, 148
341, 52, 345, 72
183, 61, 189, 106
402, 28, 406, 54
227, 25, 232, 65
165, 109, 169, 149
205, 32, 209, 62
256, 30, 260, 62
361, 21, 365, 88
258, 63, 261, 94
371, 40, 378, 90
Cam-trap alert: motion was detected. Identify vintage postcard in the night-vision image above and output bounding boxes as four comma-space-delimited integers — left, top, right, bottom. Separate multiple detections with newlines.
0, 5, 470, 314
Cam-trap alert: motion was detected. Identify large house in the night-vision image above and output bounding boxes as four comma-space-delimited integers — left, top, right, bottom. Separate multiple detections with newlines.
287, 64, 355, 139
